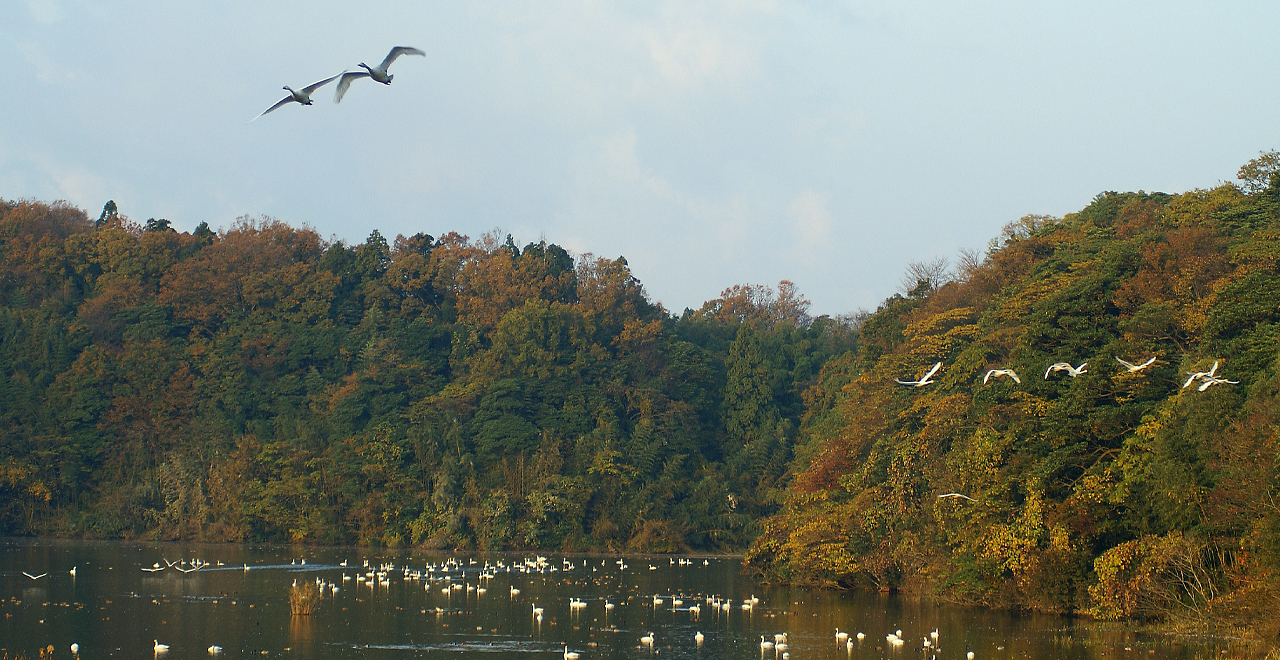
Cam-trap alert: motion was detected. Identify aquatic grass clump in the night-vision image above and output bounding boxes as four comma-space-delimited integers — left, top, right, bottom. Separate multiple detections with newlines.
289, 582, 320, 615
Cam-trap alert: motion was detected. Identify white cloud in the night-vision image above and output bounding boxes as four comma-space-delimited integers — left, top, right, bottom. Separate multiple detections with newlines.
787, 189, 833, 256
26, 0, 64, 24
3, 0, 1279, 317
16, 41, 77, 84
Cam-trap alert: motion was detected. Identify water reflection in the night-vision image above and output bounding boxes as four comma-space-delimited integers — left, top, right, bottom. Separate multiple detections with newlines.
0, 539, 1236, 659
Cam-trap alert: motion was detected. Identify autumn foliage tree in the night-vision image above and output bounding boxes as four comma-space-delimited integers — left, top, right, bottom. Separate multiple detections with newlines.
746, 152, 1280, 638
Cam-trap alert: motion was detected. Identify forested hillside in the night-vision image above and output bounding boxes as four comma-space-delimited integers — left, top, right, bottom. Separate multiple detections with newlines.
746, 152, 1280, 632
5, 152, 1280, 632
0, 200, 853, 550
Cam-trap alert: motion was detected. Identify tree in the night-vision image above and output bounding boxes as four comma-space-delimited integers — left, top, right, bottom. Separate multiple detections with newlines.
1237, 150, 1280, 195
96, 200, 119, 227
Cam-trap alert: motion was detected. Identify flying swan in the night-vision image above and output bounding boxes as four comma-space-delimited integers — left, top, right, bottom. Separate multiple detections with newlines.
896, 362, 942, 387
1114, 356, 1157, 373
1045, 362, 1087, 378
1197, 375, 1239, 392
335, 46, 426, 102
252, 73, 343, 120
983, 368, 1021, 384
1182, 360, 1220, 388
938, 493, 976, 501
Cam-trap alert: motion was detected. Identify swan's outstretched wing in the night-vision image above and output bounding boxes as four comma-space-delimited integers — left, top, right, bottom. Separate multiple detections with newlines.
302, 73, 342, 94
921, 362, 942, 381
1207, 360, 1219, 377
252, 95, 295, 121
1006, 369, 1021, 384
983, 370, 994, 385
1136, 356, 1157, 369
1114, 356, 1135, 370
380, 46, 426, 71
334, 71, 370, 103
1045, 364, 1057, 379
1182, 372, 1200, 388
894, 379, 916, 386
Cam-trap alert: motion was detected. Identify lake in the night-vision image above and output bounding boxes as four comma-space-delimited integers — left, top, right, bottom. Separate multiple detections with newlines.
0, 539, 1232, 659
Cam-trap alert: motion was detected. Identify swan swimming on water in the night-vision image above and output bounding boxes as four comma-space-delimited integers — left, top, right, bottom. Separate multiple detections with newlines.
252, 73, 343, 121
896, 362, 942, 387
335, 46, 426, 102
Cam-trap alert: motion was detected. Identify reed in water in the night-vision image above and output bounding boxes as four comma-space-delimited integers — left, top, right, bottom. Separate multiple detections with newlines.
289, 582, 320, 615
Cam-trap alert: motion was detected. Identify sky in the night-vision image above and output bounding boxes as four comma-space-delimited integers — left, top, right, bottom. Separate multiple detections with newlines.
3, 1, 1278, 316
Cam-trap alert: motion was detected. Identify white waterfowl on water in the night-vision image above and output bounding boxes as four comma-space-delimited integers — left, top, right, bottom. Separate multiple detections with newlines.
1115, 356, 1157, 373
153, 640, 169, 654
335, 46, 426, 102
1182, 360, 1220, 388
983, 368, 1021, 384
896, 361, 942, 387
1045, 362, 1087, 378
252, 73, 342, 121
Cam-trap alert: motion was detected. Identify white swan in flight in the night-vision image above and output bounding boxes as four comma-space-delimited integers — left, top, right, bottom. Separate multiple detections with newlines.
252, 73, 343, 120
983, 368, 1021, 384
22, 571, 46, 580
1114, 356, 1157, 373
1045, 362, 1087, 378
1182, 360, 1219, 388
335, 46, 426, 102
1197, 375, 1239, 392
896, 361, 942, 387
938, 493, 975, 501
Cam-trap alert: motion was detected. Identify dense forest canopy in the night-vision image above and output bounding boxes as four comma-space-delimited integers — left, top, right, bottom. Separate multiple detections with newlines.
3, 151, 1280, 634
0, 200, 853, 552
747, 151, 1280, 632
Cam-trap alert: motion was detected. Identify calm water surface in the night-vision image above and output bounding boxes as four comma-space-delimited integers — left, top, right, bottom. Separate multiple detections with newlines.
1, 540, 1230, 659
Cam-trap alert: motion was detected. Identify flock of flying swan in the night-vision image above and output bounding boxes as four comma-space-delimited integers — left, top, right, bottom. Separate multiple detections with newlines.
253, 46, 425, 120
897, 356, 1237, 392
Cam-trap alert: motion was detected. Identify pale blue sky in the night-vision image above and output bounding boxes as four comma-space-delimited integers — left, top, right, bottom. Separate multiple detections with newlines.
3, 1, 1278, 315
